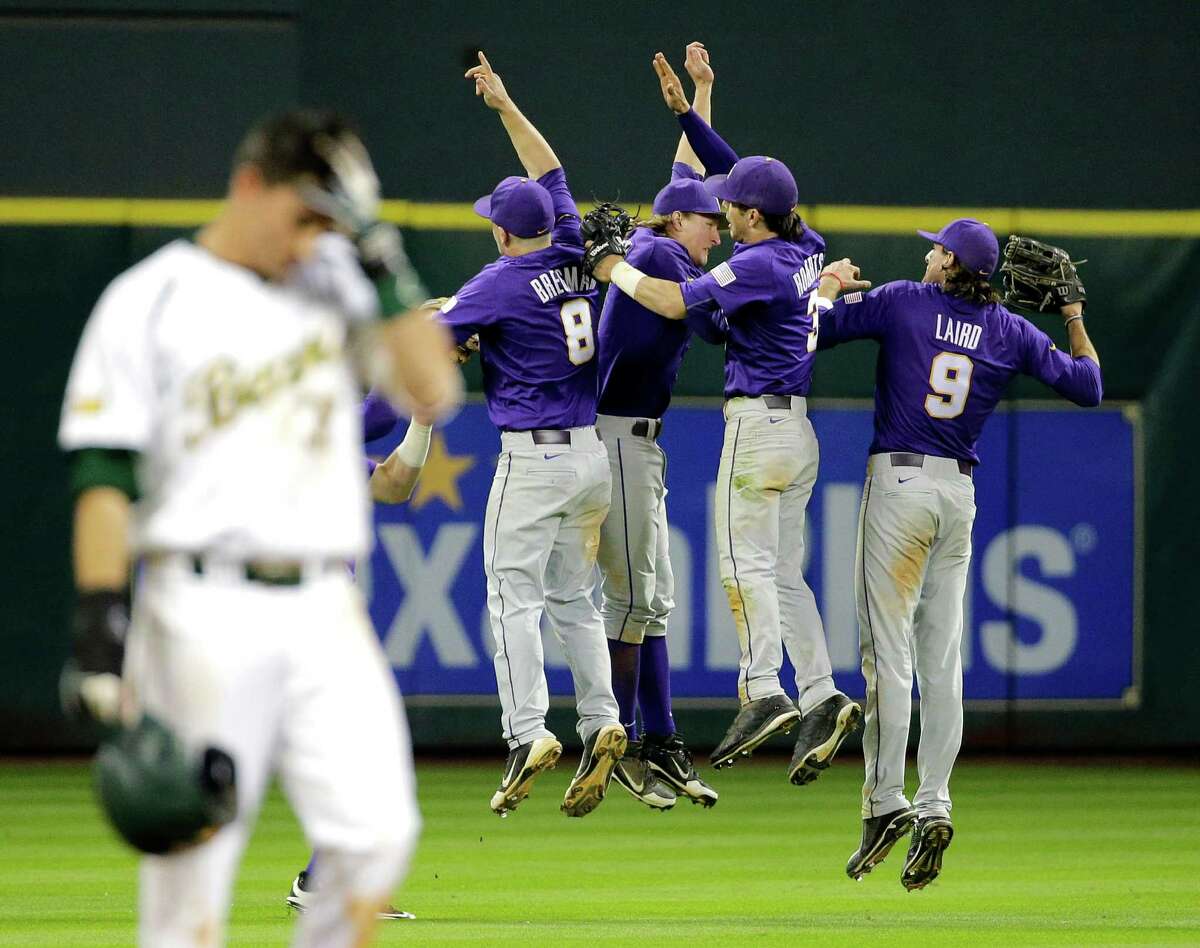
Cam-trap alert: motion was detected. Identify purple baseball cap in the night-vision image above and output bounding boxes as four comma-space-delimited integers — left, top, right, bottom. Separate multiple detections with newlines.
473, 176, 554, 238
703, 156, 798, 215
652, 177, 723, 216
917, 218, 999, 277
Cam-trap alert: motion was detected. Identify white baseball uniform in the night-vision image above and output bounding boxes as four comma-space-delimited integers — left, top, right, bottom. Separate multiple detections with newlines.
59, 238, 419, 947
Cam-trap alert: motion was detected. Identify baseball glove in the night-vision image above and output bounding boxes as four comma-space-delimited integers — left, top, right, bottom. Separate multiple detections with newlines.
999, 235, 1087, 312
580, 202, 634, 278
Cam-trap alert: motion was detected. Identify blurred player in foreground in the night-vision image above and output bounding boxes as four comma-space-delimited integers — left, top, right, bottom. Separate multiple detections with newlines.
816, 220, 1101, 889
592, 54, 864, 787
439, 53, 626, 818
59, 111, 460, 946
283, 237, 438, 921
596, 41, 724, 811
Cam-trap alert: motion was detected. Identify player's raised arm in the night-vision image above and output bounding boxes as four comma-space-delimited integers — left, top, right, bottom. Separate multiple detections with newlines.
654, 53, 739, 175
466, 51, 560, 178
673, 42, 713, 175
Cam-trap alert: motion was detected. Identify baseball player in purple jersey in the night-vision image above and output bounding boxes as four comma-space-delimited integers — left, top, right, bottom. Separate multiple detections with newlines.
598, 42, 723, 811
815, 220, 1101, 889
592, 55, 863, 787
439, 53, 626, 819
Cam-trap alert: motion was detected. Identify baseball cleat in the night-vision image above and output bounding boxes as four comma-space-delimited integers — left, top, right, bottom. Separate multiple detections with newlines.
285, 870, 416, 919
846, 807, 918, 881
489, 736, 563, 817
561, 724, 627, 818
902, 817, 954, 891
612, 741, 677, 811
788, 692, 862, 786
709, 694, 800, 770
641, 731, 718, 807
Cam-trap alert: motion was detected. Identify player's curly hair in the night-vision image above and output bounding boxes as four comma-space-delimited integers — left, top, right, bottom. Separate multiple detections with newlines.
234, 110, 361, 186
942, 265, 1001, 305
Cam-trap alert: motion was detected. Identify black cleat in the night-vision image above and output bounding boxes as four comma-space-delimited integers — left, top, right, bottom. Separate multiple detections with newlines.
489, 736, 563, 817
612, 740, 677, 811
902, 817, 955, 891
642, 731, 718, 807
286, 869, 415, 919
788, 693, 862, 786
561, 724, 627, 818
710, 694, 801, 770
846, 807, 918, 880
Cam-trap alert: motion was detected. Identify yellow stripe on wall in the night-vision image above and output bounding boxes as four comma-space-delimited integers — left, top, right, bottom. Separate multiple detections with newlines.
1, 197, 1198, 237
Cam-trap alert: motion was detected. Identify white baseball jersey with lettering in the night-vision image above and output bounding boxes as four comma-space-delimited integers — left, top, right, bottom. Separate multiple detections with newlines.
59, 238, 419, 946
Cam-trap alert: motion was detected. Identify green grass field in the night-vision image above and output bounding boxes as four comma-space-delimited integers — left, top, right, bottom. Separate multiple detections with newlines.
1, 756, 1197, 946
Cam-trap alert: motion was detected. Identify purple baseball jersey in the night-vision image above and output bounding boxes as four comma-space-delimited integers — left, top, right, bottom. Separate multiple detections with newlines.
818, 280, 1103, 464
680, 231, 827, 398
439, 168, 600, 431
597, 164, 725, 419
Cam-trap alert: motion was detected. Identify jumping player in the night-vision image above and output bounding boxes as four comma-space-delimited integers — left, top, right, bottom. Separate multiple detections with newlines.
58, 111, 460, 946
592, 55, 863, 787
816, 221, 1101, 888
598, 42, 723, 811
439, 53, 626, 818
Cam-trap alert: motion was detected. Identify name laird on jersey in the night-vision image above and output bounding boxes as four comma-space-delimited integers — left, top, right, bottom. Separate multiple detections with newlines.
528, 265, 595, 303
183, 332, 341, 448
935, 312, 983, 351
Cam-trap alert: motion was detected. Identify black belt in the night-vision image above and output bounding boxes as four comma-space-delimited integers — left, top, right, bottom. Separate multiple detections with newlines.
631, 419, 663, 439
889, 452, 973, 478
189, 555, 333, 586
762, 395, 793, 409
530, 429, 571, 445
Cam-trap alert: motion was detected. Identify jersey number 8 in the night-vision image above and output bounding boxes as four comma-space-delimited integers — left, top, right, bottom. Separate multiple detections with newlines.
924, 351, 974, 419
560, 298, 595, 366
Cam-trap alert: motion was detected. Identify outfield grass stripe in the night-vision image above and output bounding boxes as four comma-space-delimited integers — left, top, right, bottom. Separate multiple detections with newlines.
0, 198, 1197, 237
1, 759, 1197, 945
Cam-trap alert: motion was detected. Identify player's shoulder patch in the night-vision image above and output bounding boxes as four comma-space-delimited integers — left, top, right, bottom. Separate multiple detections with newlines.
711, 262, 736, 288
843, 291, 863, 305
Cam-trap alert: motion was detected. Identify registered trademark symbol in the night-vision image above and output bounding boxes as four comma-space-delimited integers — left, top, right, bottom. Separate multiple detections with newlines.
1070, 523, 1098, 554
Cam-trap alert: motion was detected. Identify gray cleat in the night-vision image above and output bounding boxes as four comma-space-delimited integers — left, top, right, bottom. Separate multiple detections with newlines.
788, 693, 862, 786
846, 807, 918, 880
710, 694, 800, 770
612, 741, 677, 811
489, 736, 563, 817
902, 817, 954, 891
641, 731, 718, 807
561, 724, 627, 818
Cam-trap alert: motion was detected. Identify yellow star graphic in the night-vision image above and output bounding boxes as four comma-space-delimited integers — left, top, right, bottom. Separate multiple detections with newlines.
409, 433, 475, 512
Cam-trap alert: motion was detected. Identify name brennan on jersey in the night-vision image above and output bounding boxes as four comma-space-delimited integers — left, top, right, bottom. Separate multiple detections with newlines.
934, 312, 983, 351
528, 264, 596, 304
182, 332, 342, 448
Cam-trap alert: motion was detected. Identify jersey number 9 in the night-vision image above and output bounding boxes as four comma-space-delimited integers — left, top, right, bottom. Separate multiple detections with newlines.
924, 351, 974, 419
560, 298, 595, 366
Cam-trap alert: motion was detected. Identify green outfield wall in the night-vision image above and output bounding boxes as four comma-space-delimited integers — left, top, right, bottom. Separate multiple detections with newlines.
2, 0, 1198, 752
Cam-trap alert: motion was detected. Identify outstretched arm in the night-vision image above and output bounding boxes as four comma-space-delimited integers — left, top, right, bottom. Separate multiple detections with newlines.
369, 413, 433, 504
654, 53, 738, 174
466, 51, 560, 178
673, 42, 713, 174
